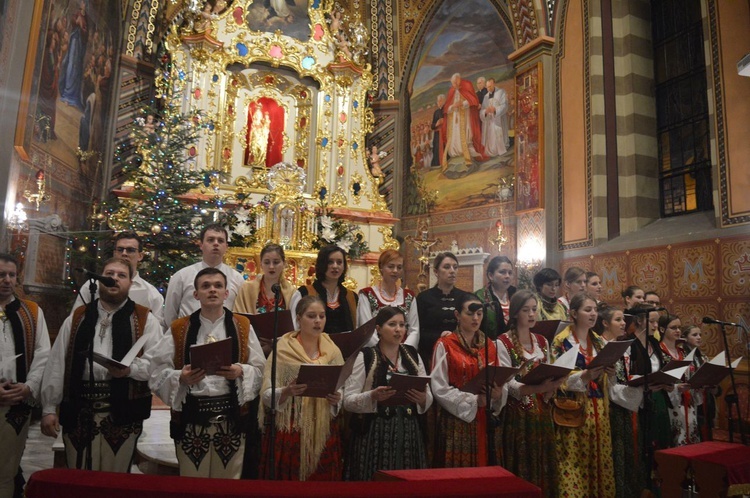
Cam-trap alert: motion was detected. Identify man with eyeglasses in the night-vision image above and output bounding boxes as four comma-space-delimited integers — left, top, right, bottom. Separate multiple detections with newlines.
0, 254, 50, 497
71, 232, 164, 327
644, 291, 661, 307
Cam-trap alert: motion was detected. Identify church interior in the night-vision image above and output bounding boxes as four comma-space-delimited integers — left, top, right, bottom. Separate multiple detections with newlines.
0, 0, 749, 493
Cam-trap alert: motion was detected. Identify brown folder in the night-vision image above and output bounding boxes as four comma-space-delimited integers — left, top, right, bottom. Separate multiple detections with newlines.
380, 373, 431, 406
460, 365, 520, 394
519, 363, 572, 385
295, 352, 359, 398
239, 310, 295, 341
329, 317, 377, 359
531, 320, 570, 343
586, 340, 634, 369
189, 337, 233, 375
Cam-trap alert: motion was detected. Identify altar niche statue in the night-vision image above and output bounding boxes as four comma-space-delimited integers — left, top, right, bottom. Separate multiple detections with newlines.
248, 102, 271, 167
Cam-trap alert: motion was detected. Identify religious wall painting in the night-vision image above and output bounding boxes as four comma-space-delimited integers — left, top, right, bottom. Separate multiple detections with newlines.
404, 0, 516, 214
245, 0, 312, 42
514, 63, 544, 214
14, 0, 121, 201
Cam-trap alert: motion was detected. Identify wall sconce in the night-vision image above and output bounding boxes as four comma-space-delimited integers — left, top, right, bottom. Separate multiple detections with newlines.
491, 219, 508, 252
7, 203, 28, 231
23, 169, 51, 211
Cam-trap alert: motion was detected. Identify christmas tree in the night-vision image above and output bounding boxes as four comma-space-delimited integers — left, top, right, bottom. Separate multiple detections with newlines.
107, 54, 224, 294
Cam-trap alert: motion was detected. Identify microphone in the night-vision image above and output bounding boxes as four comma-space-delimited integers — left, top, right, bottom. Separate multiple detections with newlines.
271, 283, 281, 296
75, 268, 117, 288
702, 316, 742, 328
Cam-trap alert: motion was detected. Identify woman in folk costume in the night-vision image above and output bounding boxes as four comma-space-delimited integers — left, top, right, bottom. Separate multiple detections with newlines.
416, 252, 466, 370
551, 292, 616, 498
681, 324, 719, 441
585, 271, 603, 303
233, 243, 296, 353
497, 290, 563, 497
259, 296, 344, 480
557, 266, 586, 316
597, 304, 646, 498
533, 268, 567, 322
431, 293, 506, 467
343, 306, 431, 480
357, 249, 419, 349
234, 243, 295, 315
659, 314, 702, 446
475, 255, 516, 340
289, 245, 358, 335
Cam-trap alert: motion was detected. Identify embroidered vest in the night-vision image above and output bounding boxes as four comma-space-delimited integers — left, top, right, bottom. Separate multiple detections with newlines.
170, 312, 250, 369
6, 299, 39, 383
61, 302, 152, 426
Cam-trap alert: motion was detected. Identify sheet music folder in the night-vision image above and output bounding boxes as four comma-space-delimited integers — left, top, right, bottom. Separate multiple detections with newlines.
381, 373, 431, 406
239, 310, 295, 341
295, 318, 377, 398
189, 337, 232, 375
460, 366, 520, 394
92, 334, 150, 370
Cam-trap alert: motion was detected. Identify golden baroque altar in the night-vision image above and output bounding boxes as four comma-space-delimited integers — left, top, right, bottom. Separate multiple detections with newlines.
165, 0, 397, 288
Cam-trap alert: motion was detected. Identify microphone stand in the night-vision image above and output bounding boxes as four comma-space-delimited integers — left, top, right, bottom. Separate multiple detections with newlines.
84, 278, 97, 471
719, 323, 746, 444
483, 301, 496, 466
268, 285, 282, 479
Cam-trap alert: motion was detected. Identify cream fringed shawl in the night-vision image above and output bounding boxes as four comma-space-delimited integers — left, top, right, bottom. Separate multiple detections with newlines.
259, 330, 344, 480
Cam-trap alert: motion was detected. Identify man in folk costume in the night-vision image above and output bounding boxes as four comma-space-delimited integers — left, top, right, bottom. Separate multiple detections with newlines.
149, 268, 265, 478
0, 254, 50, 498
440, 72, 488, 168
40, 258, 161, 472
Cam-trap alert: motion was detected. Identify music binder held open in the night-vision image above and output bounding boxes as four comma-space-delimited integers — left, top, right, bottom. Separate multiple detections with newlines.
519, 345, 578, 386
687, 352, 743, 388
295, 317, 378, 398
92, 334, 149, 370
380, 373, 431, 406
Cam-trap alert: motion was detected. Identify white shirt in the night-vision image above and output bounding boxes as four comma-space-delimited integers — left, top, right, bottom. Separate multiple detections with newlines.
148, 312, 265, 411
41, 301, 163, 415
0, 297, 51, 402
343, 350, 433, 414
356, 287, 420, 350
163, 261, 245, 329
430, 341, 507, 423
497, 333, 546, 402
72, 272, 165, 328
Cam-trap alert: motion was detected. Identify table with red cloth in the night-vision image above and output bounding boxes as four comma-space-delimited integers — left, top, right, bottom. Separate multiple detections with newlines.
655, 441, 750, 498
25, 467, 541, 498
374, 466, 541, 496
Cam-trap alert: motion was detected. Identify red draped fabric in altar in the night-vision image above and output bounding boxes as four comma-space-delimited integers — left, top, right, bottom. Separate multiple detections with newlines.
26, 468, 541, 498
244, 97, 284, 168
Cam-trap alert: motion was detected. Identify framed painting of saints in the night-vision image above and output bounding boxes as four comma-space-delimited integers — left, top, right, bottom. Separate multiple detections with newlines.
404, 0, 516, 214
14, 0, 121, 196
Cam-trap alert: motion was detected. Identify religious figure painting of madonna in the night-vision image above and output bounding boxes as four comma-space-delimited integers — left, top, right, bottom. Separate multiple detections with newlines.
405, 0, 516, 214
245, 0, 312, 42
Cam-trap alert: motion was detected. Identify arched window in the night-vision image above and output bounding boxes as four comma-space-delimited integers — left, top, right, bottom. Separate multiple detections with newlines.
652, 0, 713, 216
